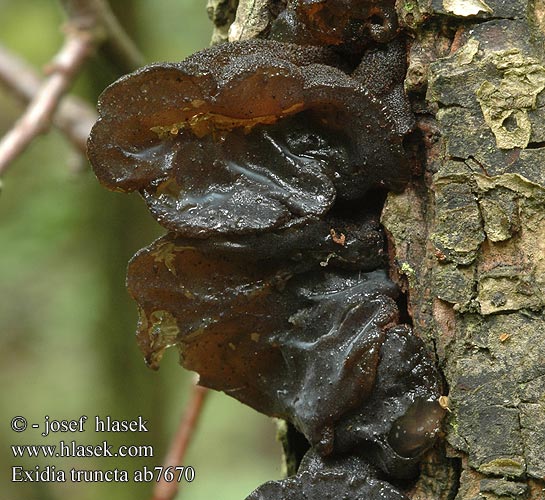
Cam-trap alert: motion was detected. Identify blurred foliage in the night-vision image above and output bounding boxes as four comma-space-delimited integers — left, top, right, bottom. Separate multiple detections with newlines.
0, 1, 281, 499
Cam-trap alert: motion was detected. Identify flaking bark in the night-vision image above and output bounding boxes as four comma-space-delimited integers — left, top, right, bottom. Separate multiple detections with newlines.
383, 1, 545, 498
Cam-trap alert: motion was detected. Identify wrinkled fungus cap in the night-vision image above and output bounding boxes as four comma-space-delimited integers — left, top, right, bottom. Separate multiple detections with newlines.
88, 40, 409, 237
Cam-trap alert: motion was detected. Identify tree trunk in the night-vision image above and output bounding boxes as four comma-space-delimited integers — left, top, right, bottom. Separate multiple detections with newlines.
222, 0, 545, 498
384, 2, 545, 498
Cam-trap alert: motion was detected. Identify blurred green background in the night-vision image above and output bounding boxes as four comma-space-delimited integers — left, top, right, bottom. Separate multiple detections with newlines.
0, 1, 281, 499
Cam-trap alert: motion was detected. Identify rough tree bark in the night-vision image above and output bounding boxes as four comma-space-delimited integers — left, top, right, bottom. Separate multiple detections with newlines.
384, 2, 545, 499
209, 0, 545, 498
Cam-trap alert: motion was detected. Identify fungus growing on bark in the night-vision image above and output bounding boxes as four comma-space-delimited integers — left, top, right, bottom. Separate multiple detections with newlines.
127, 231, 443, 458
246, 451, 409, 499
271, 0, 399, 50
87, 36, 444, 496
88, 40, 409, 237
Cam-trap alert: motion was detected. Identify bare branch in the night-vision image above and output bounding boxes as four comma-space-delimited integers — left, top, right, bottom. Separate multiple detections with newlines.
0, 44, 97, 157
61, 0, 145, 73
0, 27, 94, 175
0, 0, 145, 175
152, 378, 209, 500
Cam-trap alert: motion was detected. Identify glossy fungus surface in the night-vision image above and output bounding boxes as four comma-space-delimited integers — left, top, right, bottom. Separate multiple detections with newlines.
128, 229, 409, 453
87, 26, 445, 498
334, 326, 444, 476
88, 40, 409, 237
128, 223, 443, 458
246, 451, 409, 499
271, 0, 399, 50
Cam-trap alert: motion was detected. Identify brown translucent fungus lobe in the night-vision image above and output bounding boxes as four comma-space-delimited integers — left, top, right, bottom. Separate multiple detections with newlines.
83, 0, 444, 490
127, 231, 404, 453
246, 451, 409, 500
388, 397, 447, 458
334, 326, 445, 477
273, 270, 400, 455
87, 40, 409, 237
271, 0, 398, 49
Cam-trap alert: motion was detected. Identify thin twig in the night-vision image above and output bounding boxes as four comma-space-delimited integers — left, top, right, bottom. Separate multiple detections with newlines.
0, 27, 94, 175
0, 0, 145, 175
0, 44, 97, 156
61, 0, 145, 73
152, 378, 209, 500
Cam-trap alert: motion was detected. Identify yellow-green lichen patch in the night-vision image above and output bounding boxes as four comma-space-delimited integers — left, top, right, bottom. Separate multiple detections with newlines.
431, 176, 485, 265
520, 400, 545, 478
477, 187, 520, 242
478, 458, 526, 478
476, 50, 545, 149
476, 177, 545, 313
478, 268, 543, 315
433, 262, 476, 308
474, 172, 545, 195
399, 262, 417, 288
455, 38, 480, 66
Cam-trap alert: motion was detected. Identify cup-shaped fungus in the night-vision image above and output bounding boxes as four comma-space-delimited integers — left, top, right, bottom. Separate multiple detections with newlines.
128, 231, 403, 454
88, 40, 409, 237
127, 229, 443, 458
87, 36, 444, 493
271, 0, 399, 50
